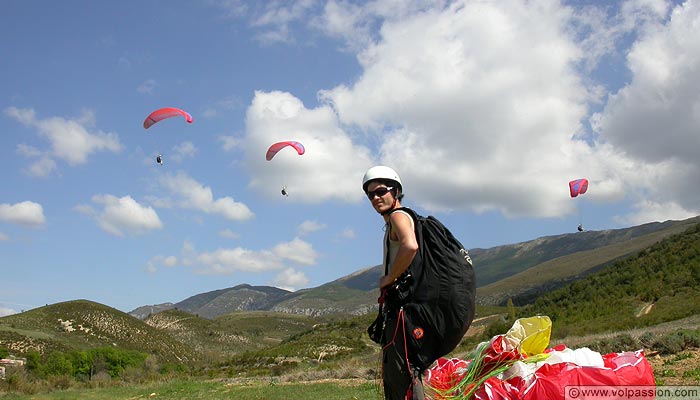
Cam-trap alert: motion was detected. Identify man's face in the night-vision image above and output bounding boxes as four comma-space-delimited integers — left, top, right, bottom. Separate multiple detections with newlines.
366, 181, 395, 214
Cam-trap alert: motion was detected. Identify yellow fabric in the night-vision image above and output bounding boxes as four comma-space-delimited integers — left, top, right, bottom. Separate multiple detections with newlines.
504, 315, 552, 356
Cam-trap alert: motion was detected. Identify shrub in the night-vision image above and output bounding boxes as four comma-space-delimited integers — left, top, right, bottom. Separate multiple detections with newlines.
2, 369, 43, 395
47, 374, 73, 390
652, 331, 700, 354
581, 334, 640, 354
481, 318, 511, 340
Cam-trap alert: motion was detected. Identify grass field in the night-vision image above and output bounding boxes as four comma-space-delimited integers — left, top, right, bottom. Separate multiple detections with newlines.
0, 378, 384, 400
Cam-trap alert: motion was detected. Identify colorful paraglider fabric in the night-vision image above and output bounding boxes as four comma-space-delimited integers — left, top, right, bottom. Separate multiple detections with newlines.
423, 316, 655, 400
143, 107, 193, 129
569, 178, 588, 198
265, 141, 305, 161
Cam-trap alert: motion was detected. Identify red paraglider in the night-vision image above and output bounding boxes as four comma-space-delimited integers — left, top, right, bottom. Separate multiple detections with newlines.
143, 107, 193, 129
569, 178, 588, 198
265, 141, 305, 161
266, 141, 305, 197
569, 178, 589, 232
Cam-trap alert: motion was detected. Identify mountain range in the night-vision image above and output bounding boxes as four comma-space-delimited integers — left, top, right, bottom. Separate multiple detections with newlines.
129, 215, 700, 319
2, 215, 698, 365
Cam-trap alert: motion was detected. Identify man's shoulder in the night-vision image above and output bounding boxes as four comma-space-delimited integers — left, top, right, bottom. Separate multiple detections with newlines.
389, 208, 416, 231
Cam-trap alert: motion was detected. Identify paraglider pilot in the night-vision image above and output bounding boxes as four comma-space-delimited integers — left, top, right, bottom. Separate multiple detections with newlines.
363, 166, 424, 400
578, 224, 584, 232
281, 186, 288, 197
156, 154, 163, 165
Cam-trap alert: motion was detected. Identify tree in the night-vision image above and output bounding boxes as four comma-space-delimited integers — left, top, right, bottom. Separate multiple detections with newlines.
25, 351, 42, 373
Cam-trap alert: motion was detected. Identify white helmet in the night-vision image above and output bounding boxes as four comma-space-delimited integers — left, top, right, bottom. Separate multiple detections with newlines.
362, 166, 402, 192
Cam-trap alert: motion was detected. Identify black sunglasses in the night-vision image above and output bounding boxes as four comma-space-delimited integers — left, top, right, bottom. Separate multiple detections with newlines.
366, 187, 394, 199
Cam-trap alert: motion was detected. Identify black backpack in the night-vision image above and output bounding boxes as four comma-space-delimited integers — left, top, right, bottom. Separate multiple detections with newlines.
370, 207, 476, 371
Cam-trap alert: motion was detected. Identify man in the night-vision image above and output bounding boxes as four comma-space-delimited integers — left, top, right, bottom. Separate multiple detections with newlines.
362, 165, 424, 400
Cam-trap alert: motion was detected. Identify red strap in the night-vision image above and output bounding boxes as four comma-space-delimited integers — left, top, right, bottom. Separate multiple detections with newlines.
378, 288, 387, 305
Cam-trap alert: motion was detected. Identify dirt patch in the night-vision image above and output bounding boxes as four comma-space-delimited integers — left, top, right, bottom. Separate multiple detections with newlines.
636, 303, 654, 318
647, 347, 700, 385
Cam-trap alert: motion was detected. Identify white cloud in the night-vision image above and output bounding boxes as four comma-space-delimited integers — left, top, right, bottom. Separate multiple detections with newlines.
218, 136, 241, 152
0, 201, 46, 227
298, 220, 326, 235
272, 237, 318, 266
196, 247, 282, 274
317, 1, 592, 217
244, 91, 374, 202
73, 204, 95, 216
88, 195, 163, 237
219, 228, 241, 239
272, 267, 310, 291
170, 141, 198, 162
314, 0, 440, 52
26, 156, 58, 178
5, 106, 35, 124
16, 143, 42, 157
118, 55, 132, 69
266, 0, 695, 225
5, 107, 122, 171
337, 228, 356, 240
211, 0, 248, 18
15, 144, 57, 177
249, 1, 317, 45
157, 172, 254, 221
146, 261, 157, 273
137, 79, 157, 94
614, 198, 697, 226
163, 256, 178, 267
0, 307, 17, 317
145, 254, 178, 273
191, 237, 318, 275
591, 0, 700, 222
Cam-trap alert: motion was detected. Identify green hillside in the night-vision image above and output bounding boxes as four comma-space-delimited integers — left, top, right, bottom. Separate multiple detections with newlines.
220, 312, 379, 377
471, 217, 699, 287
271, 283, 377, 318
0, 300, 195, 363
143, 309, 319, 363
523, 223, 700, 337
477, 218, 700, 306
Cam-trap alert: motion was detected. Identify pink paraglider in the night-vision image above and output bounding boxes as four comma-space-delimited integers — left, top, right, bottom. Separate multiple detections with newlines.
568, 178, 588, 198
143, 107, 193, 129
265, 141, 305, 161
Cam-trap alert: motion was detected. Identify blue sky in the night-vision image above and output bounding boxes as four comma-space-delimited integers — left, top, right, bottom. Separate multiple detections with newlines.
2, 0, 698, 316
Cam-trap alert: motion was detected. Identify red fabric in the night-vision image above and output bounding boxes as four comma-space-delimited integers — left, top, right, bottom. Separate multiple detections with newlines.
480, 336, 525, 375
472, 377, 522, 400
520, 351, 655, 400
425, 357, 469, 396
426, 350, 655, 400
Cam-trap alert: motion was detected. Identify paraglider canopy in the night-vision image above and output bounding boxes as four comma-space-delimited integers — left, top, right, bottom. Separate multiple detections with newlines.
570, 178, 589, 232
569, 178, 588, 198
266, 141, 305, 161
143, 107, 193, 129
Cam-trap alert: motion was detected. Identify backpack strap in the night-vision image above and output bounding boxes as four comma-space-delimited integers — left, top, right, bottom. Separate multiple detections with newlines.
388, 207, 422, 246
384, 207, 418, 276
